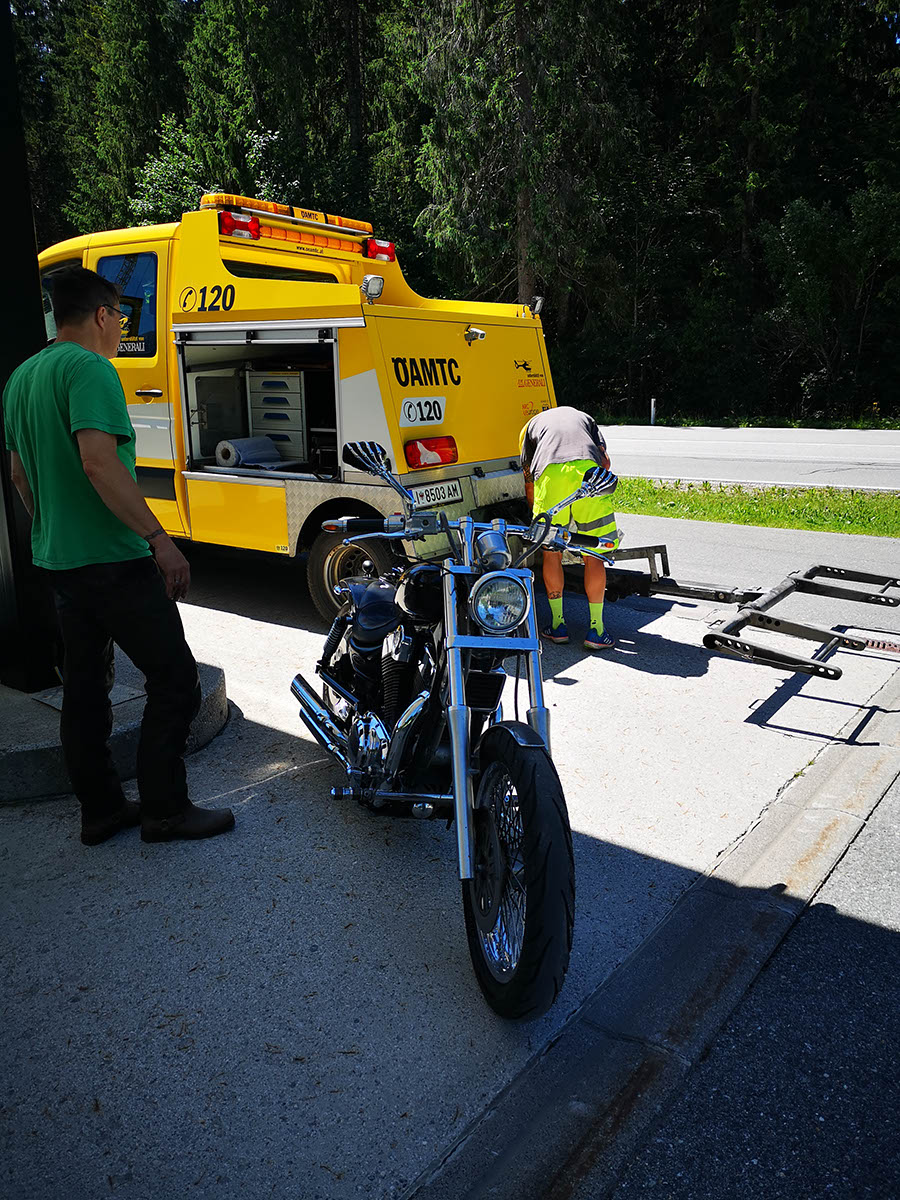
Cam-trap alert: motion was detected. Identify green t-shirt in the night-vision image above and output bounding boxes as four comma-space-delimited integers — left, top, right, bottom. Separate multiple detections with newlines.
3, 341, 151, 570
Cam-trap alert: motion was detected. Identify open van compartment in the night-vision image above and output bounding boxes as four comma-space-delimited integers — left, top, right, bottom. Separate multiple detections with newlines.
179, 340, 339, 478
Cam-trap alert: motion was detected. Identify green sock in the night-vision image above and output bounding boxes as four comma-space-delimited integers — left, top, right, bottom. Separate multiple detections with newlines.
549, 597, 565, 629
589, 601, 604, 632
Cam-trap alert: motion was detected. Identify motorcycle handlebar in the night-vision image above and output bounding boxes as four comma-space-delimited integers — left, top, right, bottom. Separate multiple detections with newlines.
322, 517, 386, 535
322, 514, 616, 558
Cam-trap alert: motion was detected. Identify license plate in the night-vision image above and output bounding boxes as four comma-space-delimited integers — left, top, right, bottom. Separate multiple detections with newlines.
410, 478, 464, 508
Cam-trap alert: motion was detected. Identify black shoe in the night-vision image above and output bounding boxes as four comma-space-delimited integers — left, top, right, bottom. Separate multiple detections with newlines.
81, 800, 141, 846
141, 801, 235, 843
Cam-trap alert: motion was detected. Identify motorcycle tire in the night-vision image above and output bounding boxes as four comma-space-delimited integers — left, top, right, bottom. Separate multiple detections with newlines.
306, 531, 397, 623
462, 723, 575, 1021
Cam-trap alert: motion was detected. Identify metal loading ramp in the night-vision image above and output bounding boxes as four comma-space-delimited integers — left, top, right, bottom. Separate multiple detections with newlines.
598, 545, 900, 680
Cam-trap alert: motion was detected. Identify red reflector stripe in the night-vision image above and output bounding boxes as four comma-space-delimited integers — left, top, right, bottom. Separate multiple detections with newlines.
403, 436, 458, 469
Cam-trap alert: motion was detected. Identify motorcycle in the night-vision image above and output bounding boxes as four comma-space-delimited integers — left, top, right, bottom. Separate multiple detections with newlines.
290, 441, 618, 1020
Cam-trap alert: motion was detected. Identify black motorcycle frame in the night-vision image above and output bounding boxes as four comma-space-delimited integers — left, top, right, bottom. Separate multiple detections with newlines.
290, 440, 615, 882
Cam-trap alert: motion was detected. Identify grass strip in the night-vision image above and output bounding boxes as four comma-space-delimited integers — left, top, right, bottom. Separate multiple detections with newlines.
615, 477, 900, 538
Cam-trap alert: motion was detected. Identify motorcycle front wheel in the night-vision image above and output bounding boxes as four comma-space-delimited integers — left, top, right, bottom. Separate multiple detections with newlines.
462, 723, 575, 1021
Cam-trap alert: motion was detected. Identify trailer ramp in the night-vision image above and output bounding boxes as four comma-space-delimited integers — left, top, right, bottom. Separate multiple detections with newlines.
600, 548, 900, 680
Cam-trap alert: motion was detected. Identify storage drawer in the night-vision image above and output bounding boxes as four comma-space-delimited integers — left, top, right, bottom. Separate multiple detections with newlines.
252, 427, 307, 459
251, 405, 304, 433
247, 372, 303, 394
248, 388, 303, 412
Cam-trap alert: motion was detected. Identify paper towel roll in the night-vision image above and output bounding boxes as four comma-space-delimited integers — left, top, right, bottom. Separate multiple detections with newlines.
215, 437, 282, 467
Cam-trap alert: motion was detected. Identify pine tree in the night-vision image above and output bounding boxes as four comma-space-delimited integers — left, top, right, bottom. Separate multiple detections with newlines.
415, 0, 635, 314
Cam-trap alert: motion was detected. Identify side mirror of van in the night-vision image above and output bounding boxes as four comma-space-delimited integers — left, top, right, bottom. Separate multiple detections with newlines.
342, 441, 390, 475
581, 465, 618, 497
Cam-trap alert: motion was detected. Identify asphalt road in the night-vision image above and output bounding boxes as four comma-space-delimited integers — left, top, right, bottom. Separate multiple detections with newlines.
605, 426, 900, 491
2, 515, 898, 1199
610, 773, 900, 1200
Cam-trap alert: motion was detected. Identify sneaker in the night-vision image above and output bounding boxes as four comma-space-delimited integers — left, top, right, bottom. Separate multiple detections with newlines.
81, 800, 141, 846
584, 628, 615, 651
141, 801, 235, 843
541, 623, 570, 644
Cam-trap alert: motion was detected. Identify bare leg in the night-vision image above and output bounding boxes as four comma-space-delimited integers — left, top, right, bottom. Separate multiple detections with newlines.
541, 550, 567, 637
584, 554, 615, 647
542, 549, 565, 600
583, 554, 607, 605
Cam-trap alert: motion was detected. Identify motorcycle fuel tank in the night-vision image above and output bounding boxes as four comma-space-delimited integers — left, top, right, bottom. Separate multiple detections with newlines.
395, 563, 443, 624
348, 578, 402, 647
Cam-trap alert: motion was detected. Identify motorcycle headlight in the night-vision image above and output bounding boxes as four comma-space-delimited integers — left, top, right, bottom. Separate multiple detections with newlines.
468, 572, 530, 634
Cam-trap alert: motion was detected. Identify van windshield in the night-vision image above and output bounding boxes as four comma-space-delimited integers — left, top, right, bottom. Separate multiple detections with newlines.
223, 259, 338, 284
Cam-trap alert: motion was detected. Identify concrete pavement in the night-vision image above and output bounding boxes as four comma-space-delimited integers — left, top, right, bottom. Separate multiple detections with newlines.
0, 655, 227, 802
609, 775, 900, 1199
1, 517, 899, 1199
402, 669, 900, 1200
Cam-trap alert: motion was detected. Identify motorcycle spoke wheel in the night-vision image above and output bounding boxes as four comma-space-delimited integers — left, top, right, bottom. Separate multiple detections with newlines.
462, 724, 575, 1021
471, 765, 527, 980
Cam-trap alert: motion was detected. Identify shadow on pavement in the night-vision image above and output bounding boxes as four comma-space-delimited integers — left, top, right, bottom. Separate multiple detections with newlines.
610, 835, 900, 1200
2, 708, 898, 1200
179, 541, 324, 633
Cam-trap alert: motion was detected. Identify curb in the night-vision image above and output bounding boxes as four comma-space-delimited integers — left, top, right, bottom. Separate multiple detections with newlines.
0, 660, 228, 803
402, 668, 900, 1200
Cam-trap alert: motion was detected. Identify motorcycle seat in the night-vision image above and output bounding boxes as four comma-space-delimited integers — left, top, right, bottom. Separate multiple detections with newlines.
348, 578, 401, 647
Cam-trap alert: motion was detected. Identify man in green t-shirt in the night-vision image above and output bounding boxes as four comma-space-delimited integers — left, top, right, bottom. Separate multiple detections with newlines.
4, 266, 233, 845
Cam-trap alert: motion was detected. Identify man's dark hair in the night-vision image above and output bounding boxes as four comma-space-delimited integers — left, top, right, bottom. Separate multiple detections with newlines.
50, 266, 119, 327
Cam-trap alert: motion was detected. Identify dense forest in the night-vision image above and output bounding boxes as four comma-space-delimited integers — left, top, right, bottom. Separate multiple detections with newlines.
12, 0, 900, 426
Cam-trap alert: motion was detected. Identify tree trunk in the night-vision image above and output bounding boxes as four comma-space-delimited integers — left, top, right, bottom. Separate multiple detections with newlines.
514, 0, 536, 303
342, 0, 367, 199
741, 19, 761, 262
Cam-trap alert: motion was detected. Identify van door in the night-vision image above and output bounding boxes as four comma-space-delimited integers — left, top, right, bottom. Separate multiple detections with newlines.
371, 314, 553, 474
88, 240, 185, 533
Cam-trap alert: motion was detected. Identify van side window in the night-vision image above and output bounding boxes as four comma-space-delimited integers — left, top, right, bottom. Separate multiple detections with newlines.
223, 259, 338, 284
96, 252, 158, 358
40, 259, 81, 342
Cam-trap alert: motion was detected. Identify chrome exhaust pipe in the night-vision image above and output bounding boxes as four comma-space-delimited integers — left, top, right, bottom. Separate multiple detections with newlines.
384, 690, 430, 782
291, 672, 351, 770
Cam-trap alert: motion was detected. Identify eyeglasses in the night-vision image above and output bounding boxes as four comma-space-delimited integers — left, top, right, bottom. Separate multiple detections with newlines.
104, 304, 127, 318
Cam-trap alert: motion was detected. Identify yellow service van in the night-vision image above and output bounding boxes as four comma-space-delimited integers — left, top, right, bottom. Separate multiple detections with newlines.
38, 193, 557, 616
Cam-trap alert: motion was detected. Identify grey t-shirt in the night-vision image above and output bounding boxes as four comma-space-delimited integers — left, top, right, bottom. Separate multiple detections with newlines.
521, 406, 607, 482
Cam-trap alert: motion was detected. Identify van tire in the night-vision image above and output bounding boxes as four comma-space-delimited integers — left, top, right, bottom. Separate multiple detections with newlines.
307, 532, 398, 623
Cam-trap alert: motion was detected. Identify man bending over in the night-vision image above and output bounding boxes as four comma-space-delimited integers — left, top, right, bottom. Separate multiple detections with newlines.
520, 406, 618, 651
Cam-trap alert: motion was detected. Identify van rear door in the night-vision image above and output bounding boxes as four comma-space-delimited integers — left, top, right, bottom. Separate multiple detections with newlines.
371, 313, 554, 473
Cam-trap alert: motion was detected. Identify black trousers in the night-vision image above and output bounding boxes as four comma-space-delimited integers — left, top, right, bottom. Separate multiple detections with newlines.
48, 557, 201, 820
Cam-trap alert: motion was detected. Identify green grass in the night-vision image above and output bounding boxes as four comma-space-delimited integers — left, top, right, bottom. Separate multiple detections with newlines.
616, 477, 900, 538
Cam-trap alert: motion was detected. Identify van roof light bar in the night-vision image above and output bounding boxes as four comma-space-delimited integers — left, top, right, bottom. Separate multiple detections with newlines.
200, 193, 373, 234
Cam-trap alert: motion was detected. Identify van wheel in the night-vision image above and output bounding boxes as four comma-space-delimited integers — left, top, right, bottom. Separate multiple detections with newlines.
306, 532, 398, 622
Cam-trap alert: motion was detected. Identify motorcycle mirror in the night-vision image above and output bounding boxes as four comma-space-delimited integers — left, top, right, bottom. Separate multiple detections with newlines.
342, 441, 390, 475
581, 465, 618, 496
341, 439, 417, 507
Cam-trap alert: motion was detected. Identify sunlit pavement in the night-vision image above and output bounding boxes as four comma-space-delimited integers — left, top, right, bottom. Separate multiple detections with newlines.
2, 515, 899, 1199
605, 425, 900, 490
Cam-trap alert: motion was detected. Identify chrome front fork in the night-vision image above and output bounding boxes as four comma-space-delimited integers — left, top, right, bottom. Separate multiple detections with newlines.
442, 569, 551, 881
444, 571, 476, 879
524, 600, 551, 752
